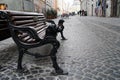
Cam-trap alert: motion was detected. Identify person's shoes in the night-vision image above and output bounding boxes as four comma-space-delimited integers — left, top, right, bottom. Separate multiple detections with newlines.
61, 38, 67, 40
51, 70, 68, 76
0, 65, 2, 69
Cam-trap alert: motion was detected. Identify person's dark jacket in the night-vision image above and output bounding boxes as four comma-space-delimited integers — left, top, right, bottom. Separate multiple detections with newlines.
44, 23, 62, 39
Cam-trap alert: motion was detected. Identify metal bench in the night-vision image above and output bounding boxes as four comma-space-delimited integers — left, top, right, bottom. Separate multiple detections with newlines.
0, 10, 67, 75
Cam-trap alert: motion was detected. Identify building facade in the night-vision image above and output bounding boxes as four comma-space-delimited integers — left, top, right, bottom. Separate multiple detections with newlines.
0, 0, 34, 11
46, 0, 54, 10
34, 0, 45, 13
95, 0, 120, 17
57, 0, 66, 15
80, 0, 97, 16
80, 0, 120, 17
0, 0, 56, 13
53, 0, 57, 10
0, 0, 57, 18
88, 0, 97, 16
70, 0, 80, 13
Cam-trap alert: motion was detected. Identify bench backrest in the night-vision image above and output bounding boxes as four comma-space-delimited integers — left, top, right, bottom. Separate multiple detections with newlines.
0, 10, 47, 43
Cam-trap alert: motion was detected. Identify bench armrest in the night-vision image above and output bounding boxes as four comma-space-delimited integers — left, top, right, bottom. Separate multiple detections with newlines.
9, 24, 42, 41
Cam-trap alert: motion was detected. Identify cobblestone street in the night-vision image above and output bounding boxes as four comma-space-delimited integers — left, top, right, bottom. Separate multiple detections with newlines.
0, 16, 120, 80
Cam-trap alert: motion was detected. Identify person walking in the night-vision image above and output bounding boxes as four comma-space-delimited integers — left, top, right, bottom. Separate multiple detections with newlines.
58, 19, 67, 40
79, 10, 82, 16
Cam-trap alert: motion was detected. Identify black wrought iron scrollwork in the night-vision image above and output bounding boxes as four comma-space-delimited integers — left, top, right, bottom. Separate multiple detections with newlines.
0, 11, 7, 19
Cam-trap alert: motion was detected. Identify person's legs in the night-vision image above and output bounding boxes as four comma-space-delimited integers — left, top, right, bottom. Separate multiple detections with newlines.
60, 31, 66, 40
46, 39, 68, 75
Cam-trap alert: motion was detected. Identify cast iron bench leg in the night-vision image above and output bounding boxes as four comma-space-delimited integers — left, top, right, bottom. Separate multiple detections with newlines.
17, 48, 25, 72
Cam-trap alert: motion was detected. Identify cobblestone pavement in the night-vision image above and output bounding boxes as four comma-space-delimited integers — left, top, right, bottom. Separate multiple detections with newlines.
0, 16, 120, 80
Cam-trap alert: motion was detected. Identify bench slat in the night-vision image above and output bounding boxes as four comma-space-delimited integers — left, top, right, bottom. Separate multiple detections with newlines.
7, 10, 43, 16
11, 16, 35, 21
35, 25, 46, 31
13, 20, 35, 25
12, 18, 45, 26
37, 27, 47, 34
11, 16, 45, 21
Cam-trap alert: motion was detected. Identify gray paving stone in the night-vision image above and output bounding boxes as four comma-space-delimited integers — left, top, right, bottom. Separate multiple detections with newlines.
1, 77, 10, 80
45, 76, 56, 80
39, 70, 44, 73
104, 69, 114, 74
30, 78, 37, 80
107, 76, 116, 80
39, 78, 45, 80
93, 76, 103, 80
110, 72, 120, 78
98, 73, 108, 78
20, 77, 25, 80
74, 75, 83, 79
82, 77, 92, 80
27, 75, 34, 79
58, 76, 68, 80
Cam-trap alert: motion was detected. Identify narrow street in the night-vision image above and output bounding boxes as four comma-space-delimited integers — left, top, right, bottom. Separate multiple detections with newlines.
0, 16, 120, 80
